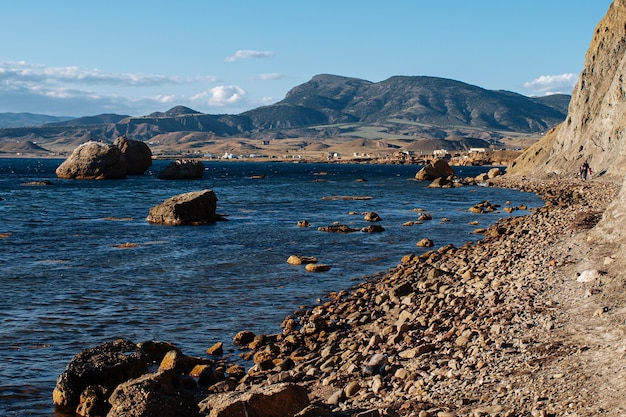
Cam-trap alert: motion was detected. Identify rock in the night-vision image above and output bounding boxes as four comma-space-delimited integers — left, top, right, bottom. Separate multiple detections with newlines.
577, 269, 601, 282
361, 225, 385, 233
206, 342, 224, 356
233, 330, 256, 346
287, 255, 319, 265
55, 141, 127, 179
297, 220, 311, 227
53, 339, 148, 412
106, 370, 198, 417
416, 238, 434, 247
317, 224, 360, 233
344, 381, 361, 397
363, 354, 388, 376
75, 385, 109, 417
158, 159, 204, 179
364, 212, 382, 222
157, 349, 213, 374
137, 340, 182, 364
414, 159, 455, 181
428, 177, 454, 188
198, 383, 310, 417
487, 167, 502, 179
146, 190, 220, 225
306, 263, 331, 272
114, 136, 152, 175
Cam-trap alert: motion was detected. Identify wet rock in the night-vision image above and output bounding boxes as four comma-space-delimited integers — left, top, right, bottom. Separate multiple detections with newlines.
146, 189, 221, 225
306, 263, 331, 272
318, 224, 360, 233
287, 255, 319, 265
364, 212, 382, 222
233, 330, 256, 346
206, 342, 224, 356
53, 339, 148, 412
361, 225, 385, 233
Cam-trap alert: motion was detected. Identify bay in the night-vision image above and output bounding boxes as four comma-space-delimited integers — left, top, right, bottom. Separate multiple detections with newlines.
0, 158, 540, 416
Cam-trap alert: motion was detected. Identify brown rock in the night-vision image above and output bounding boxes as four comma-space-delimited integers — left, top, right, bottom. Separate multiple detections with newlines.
55, 141, 126, 180
114, 136, 152, 175
233, 330, 256, 346
198, 383, 310, 417
414, 159, 455, 181
146, 190, 220, 225
206, 342, 224, 356
107, 370, 198, 417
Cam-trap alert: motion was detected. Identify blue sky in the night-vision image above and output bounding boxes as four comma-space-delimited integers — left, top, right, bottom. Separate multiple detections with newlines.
0, 0, 614, 117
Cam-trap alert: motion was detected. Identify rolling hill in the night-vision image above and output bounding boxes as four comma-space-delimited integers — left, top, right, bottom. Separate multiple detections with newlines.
0, 75, 570, 156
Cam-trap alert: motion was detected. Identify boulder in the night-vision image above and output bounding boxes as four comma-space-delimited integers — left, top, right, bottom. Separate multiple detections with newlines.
114, 136, 152, 175
487, 167, 502, 179
55, 141, 127, 179
198, 383, 310, 417
414, 159, 455, 181
106, 370, 199, 417
53, 339, 148, 413
146, 190, 220, 225
158, 159, 204, 180
363, 212, 382, 222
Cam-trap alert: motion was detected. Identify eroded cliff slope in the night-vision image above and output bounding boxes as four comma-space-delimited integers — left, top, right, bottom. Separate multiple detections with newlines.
508, 0, 626, 180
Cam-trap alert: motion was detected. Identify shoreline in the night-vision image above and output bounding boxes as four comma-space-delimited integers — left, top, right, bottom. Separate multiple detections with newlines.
52, 176, 626, 416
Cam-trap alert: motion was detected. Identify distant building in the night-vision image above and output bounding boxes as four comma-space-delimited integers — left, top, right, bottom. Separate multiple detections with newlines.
469, 147, 487, 153
433, 149, 450, 158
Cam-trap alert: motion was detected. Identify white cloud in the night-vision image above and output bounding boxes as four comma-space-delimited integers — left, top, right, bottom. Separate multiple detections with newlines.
0, 60, 217, 87
0, 60, 227, 116
225, 50, 275, 63
523, 73, 578, 96
191, 85, 246, 106
255, 73, 285, 81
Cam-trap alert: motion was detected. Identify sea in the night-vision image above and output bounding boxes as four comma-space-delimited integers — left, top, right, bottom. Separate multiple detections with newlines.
0, 158, 542, 416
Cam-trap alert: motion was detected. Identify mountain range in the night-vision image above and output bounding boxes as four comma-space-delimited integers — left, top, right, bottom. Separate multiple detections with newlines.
0, 74, 570, 156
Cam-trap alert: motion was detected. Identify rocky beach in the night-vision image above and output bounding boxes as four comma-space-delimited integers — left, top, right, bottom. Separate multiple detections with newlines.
52, 175, 626, 417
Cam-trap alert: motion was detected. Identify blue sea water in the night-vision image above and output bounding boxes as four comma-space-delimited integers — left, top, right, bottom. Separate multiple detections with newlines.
0, 158, 541, 416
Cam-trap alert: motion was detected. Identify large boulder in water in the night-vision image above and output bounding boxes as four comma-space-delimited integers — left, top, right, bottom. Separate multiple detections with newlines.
158, 159, 204, 180
146, 189, 220, 225
415, 159, 455, 181
52, 339, 148, 413
55, 141, 127, 179
56, 137, 152, 179
114, 136, 152, 175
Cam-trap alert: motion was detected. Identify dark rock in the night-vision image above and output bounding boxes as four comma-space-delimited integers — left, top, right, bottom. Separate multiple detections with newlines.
146, 189, 221, 225
114, 136, 152, 175
53, 339, 148, 412
158, 159, 204, 179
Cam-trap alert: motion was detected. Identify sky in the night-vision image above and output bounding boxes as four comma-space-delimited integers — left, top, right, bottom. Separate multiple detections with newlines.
0, 0, 615, 117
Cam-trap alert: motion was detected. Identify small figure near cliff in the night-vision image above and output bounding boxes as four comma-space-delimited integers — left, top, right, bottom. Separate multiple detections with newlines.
580, 161, 591, 180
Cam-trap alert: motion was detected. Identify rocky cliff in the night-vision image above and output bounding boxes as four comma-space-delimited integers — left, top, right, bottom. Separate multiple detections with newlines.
508, 0, 626, 180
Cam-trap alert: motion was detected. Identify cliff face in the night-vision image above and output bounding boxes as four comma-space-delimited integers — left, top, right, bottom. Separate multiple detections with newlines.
508, 0, 626, 180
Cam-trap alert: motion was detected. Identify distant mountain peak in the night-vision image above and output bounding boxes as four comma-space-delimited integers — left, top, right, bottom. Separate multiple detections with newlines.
148, 106, 201, 118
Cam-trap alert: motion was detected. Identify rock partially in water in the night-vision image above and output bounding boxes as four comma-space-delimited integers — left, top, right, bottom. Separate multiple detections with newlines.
146, 190, 221, 225
52, 339, 148, 413
158, 159, 204, 180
